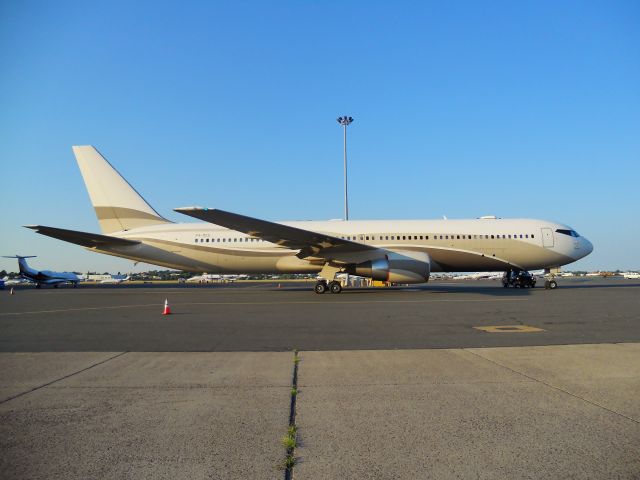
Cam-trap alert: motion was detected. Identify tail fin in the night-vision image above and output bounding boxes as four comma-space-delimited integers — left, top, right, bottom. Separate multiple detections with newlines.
72, 146, 171, 233
2, 255, 37, 274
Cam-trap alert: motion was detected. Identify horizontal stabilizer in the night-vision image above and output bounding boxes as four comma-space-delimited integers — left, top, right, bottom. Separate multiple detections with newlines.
25, 225, 140, 248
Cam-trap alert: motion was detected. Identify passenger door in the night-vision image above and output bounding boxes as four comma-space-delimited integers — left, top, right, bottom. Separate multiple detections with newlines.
541, 228, 554, 248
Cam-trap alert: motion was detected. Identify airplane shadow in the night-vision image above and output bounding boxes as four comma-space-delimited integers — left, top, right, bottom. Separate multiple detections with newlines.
273, 281, 640, 296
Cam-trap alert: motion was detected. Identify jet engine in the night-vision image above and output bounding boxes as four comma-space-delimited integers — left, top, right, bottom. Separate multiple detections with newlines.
349, 250, 430, 284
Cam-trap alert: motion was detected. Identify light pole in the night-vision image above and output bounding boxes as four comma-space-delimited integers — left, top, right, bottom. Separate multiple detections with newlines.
337, 116, 353, 221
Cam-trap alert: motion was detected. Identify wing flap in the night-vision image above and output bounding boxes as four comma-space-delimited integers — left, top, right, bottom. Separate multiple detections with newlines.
25, 225, 140, 248
174, 207, 378, 261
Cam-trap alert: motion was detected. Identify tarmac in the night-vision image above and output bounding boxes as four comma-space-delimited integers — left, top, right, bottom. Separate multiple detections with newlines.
1, 278, 639, 479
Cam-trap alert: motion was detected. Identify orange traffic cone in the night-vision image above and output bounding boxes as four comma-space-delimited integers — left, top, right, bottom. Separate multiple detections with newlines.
162, 299, 171, 315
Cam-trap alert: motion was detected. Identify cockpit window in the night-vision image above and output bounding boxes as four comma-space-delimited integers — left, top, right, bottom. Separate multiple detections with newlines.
556, 229, 580, 237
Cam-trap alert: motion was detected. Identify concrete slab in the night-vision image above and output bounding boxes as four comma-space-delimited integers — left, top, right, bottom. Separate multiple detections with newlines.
0, 352, 293, 480
469, 343, 640, 422
295, 347, 640, 479
0, 352, 122, 402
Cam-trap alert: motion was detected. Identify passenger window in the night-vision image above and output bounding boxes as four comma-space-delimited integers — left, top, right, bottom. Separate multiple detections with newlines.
525, 234, 529, 238
531, 234, 535, 238
366, 236, 370, 240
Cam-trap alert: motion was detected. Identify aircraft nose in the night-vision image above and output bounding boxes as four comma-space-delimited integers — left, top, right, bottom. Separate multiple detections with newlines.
581, 237, 594, 258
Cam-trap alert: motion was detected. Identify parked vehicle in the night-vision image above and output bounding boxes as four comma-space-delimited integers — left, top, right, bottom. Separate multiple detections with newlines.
502, 270, 536, 288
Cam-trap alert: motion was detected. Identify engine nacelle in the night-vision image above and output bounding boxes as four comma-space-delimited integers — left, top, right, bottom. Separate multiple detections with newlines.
350, 251, 430, 284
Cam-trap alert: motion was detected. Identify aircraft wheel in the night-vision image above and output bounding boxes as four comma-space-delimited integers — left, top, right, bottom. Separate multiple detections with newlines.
329, 281, 342, 294
549, 280, 558, 289
314, 282, 327, 294
53, 285, 58, 289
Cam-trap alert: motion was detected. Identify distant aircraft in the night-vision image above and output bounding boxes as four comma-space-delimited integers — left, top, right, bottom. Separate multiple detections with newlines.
186, 273, 221, 283
185, 273, 247, 283
99, 274, 130, 284
452, 272, 503, 280
2, 276, 31, 286
2, 256, 80, 288
25, 146, 593, 294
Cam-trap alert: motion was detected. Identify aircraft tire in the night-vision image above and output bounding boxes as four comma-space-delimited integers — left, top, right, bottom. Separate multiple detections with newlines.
549, 280, 558, 289
329, 281, 342, 294
314, 282, 327, 294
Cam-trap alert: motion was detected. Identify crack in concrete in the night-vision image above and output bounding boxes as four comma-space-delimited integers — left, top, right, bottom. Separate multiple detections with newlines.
465, 349, 640, 425
0, 352, 128, 405
283, 350, 299, 480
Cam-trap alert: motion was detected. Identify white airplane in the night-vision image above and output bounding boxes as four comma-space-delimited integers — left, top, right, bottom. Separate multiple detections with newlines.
186, 273, 222, 283
2, 276, 31, 286
452, 272, 503, 280
25, 146, 593, 294
99, 274, 130, 284
186, 273, 248, 283
2, 255, 80, 288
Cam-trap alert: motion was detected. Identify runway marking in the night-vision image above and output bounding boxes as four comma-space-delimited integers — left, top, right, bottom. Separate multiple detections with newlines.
0, 298, 529, 316
0, 304, 161, 316
474, 325, 545, 333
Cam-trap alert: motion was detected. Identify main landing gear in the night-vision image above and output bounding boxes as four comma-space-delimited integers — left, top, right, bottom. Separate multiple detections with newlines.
314, 280, 342, 294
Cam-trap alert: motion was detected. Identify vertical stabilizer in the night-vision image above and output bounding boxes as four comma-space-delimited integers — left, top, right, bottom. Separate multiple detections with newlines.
72, 146, 171, 233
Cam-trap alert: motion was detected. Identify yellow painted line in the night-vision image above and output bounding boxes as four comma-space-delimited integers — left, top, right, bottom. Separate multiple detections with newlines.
0, 298, 528, 316
474, 325, 545, 333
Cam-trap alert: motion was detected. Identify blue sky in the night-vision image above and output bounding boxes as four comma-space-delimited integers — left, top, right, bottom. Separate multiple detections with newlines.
1, 0, 638, 273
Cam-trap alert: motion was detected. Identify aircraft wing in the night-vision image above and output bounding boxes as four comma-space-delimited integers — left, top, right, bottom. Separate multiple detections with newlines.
175, 207, 379, 261
25, 225, 140, 248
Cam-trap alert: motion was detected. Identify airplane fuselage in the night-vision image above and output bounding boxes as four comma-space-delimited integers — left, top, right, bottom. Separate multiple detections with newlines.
93, 218, 593, 277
